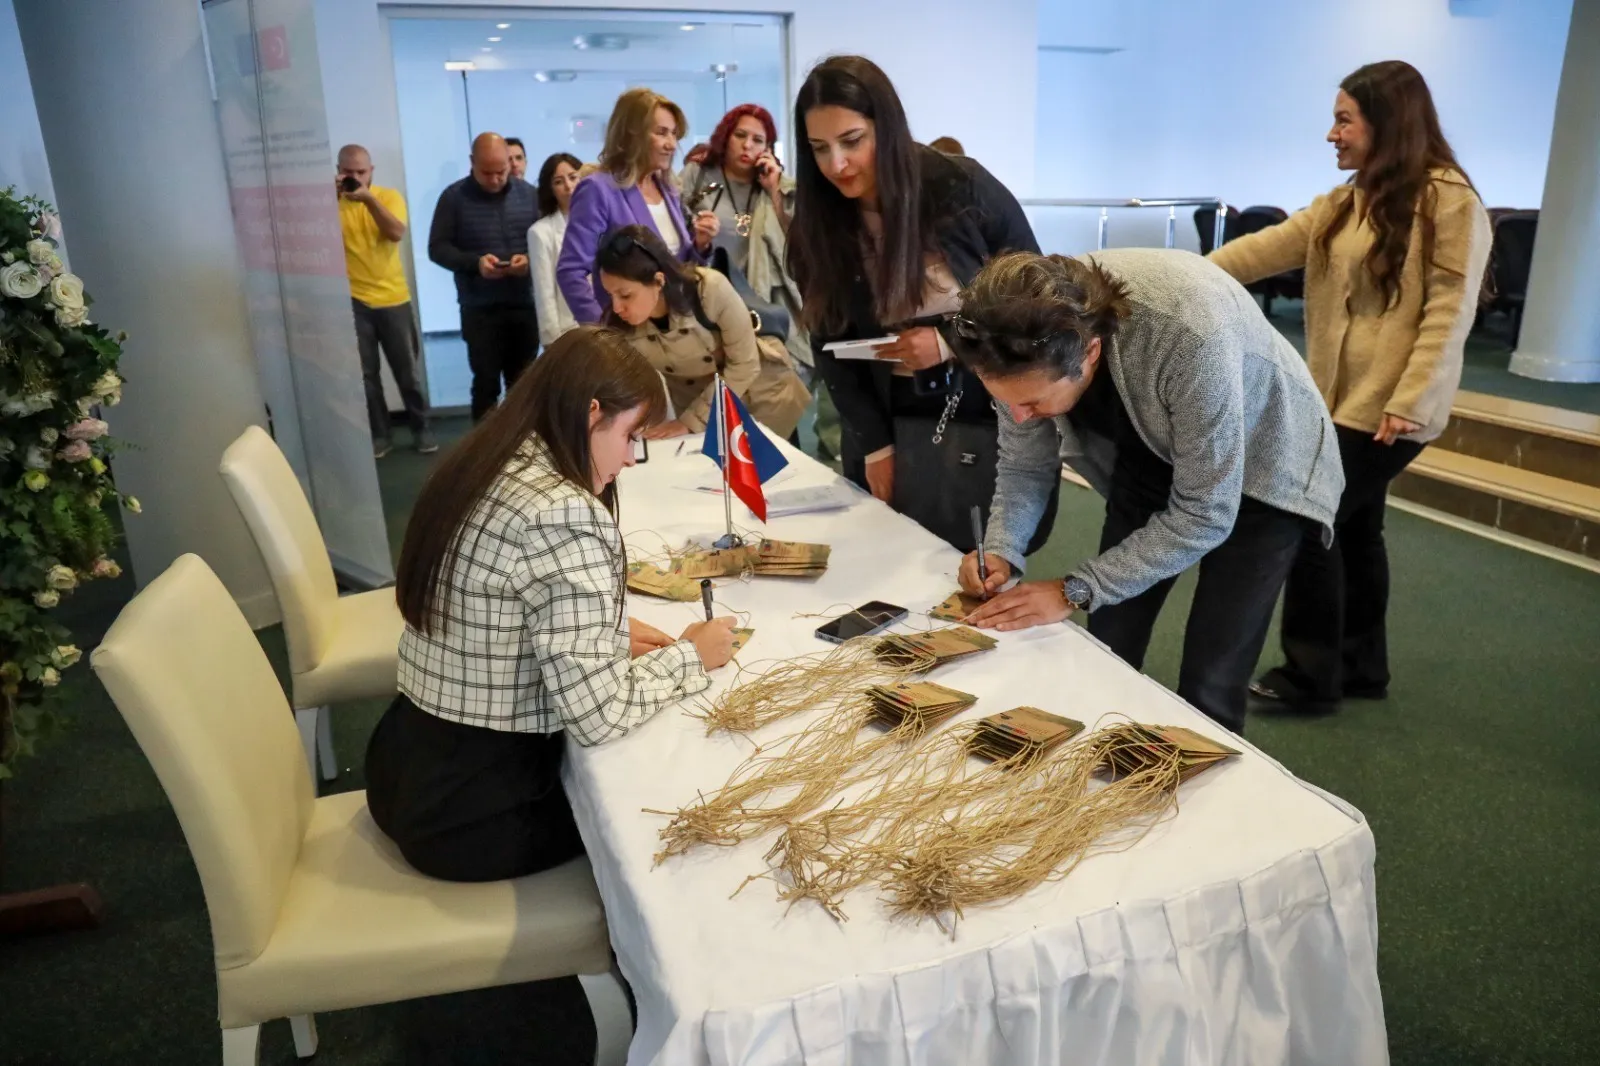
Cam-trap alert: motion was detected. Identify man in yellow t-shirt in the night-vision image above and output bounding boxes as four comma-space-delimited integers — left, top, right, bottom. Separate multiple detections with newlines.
338, 143, 435, 457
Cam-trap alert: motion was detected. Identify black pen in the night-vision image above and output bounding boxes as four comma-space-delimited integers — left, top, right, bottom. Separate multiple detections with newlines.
970, 506, 989, 599
700, 578, 714, 621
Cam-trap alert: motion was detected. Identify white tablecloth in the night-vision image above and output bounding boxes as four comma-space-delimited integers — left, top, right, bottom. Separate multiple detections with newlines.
564, 440, 1387, 1066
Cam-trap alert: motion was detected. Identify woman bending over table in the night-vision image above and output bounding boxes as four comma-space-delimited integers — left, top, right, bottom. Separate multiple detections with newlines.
598, 224, 810, 441
365, 327, 737, 883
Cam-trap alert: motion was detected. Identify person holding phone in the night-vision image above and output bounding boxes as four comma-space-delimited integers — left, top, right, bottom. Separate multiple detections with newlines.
365, 327, 737, 883
335, 143, 435, 458
428, 132, 541, 421
557, 88, 718, 324
786, 56, 1055, 554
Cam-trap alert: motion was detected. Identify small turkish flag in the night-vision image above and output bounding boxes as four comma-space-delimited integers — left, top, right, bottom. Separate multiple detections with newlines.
701, 382, 788, 522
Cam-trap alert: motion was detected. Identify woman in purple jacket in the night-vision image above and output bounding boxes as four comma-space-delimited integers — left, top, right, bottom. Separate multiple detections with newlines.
557, 88, 719, 322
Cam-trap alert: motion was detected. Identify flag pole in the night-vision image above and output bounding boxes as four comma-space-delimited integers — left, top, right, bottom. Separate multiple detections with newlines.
714, 375, 741, 549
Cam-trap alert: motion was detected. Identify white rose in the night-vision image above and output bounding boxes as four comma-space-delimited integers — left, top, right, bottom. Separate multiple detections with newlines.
1, 251, 13, 264
76, 396, 94, 416
23, 445, 50, 470
40, 666, 60, 688
91, 371, 121, 396
51, 645, 82, 668
37, 210, 63, 240
33, 589, 60, 609
56, 304, 89, 328
47, 564, 79, 590
104, 386, 122, 406
49, 273, 84, 310
26, 239, 53, 265
0, 261, 43, 300
39, 426, 59, 444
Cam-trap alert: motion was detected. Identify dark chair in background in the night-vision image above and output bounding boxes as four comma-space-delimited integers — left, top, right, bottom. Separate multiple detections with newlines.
1482, 209, 1539, 346
1194, 204, 1241, 255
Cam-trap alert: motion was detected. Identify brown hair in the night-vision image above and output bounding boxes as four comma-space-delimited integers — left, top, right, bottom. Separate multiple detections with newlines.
945, 252, 1131, 380
600, 87, 687, 188
395, 327, 666, 635
1317, 60, 1478, 307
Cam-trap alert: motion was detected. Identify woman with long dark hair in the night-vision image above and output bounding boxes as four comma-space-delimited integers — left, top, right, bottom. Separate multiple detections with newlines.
681, 103, 813, 379
528, 151, 583, 347
557, 88, 719, 324
597, 224, 809, 440
1210, 60, 1490, 713
786, 55, 1054, 553
365, 328, 737, 882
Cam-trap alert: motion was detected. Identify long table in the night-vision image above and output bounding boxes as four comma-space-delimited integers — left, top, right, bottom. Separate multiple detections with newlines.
564, 440, 1387, 1066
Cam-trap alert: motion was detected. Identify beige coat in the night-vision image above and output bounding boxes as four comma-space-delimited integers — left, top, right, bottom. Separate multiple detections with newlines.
1208, 169, 1490, 442
617, 267, 810, 437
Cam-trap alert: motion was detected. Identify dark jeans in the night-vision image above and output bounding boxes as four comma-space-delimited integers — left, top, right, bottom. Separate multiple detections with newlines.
460, 304, 538, 420
352, 299, 429, 441
1272, 424, 1426, 700
365, 694, 583, 882
1088, 481, 1309, 733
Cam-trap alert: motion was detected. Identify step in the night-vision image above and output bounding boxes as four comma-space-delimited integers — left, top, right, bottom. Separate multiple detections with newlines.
1391, 448, 1600, 561
1439, 391, 1600, 490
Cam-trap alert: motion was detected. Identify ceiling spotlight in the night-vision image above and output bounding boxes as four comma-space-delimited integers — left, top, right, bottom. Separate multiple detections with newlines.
681, 23, 696, 30
496, 23, 510, 29
487, 36, 501, 42
573, 32, 629, 51
444, 60, 476, 71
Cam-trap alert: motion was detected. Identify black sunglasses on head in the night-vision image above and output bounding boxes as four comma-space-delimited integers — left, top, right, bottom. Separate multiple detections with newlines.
942, 314, 1052, 349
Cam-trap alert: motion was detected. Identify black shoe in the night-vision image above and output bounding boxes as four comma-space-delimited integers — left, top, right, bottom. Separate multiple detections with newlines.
414, 428, 439, 455
1248, 669, 1338, 715
1343, 682, 1389, 701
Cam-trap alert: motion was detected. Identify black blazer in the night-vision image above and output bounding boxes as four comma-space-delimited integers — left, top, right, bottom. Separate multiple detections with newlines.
809, 147, 1041, 457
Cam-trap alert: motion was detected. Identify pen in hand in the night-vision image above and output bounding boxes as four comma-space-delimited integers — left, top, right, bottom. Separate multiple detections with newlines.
700, 578, 714, 621
970, 505, 989, 600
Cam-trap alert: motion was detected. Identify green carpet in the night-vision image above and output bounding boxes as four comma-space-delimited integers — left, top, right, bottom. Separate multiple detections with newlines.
3, 410, 1598, 1064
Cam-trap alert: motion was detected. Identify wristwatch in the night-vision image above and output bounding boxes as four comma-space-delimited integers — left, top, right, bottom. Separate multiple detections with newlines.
1062, 575, 1093, 612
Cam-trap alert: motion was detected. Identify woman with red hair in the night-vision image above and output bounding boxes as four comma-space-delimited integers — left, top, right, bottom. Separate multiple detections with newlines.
681, 103, 812, 383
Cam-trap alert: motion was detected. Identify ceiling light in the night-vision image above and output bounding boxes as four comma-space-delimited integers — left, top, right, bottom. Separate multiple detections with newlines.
487, 36, 501, 42
534, 70, 579, 83
681, 23, 696, 30
445, 61, 476, 71
496, 23, 510, 29
573, 32, 629, 51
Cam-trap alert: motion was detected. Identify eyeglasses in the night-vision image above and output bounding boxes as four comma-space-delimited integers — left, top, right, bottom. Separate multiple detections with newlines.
942, 314, 1053, 350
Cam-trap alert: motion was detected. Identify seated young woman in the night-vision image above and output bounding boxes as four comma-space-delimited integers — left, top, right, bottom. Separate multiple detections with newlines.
365, 326, 738, 883
595, 224, 811, 441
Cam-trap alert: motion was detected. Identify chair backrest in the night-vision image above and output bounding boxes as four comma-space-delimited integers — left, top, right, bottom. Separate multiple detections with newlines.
1490, 210, 1539, 302
219, 425, 340, 677
91, 553, 315, 971
1193, 204, 1241, 255
1237, 205, 1290, 238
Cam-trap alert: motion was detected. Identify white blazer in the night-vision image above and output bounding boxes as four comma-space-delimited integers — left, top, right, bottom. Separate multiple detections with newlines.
529, 212, 579, 348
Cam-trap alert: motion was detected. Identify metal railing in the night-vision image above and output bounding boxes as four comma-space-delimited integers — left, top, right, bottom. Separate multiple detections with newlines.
1019, 198, 1230, 252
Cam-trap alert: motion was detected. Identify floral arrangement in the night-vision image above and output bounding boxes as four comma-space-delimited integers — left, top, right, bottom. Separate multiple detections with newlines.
0, 187, 135, 777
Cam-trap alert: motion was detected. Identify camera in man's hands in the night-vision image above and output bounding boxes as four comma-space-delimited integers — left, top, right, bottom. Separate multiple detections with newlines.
339, 176, 360, 194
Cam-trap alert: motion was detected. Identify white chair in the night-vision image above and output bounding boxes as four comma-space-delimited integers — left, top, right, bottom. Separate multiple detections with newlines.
220, 425, 404, 783
91, 554, 633, 1066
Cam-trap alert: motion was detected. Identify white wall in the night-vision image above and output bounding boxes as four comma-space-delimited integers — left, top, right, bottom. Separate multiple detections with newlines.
0, 0, 56, 227
315, 0, 1041, 223
1033, 0, 1572, 255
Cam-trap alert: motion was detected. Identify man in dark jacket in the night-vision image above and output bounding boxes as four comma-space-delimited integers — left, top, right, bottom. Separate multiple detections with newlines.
428, 132, 539, 420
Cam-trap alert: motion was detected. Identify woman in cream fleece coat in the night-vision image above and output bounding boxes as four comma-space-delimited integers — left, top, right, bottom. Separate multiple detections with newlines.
1210, 60, 1490, 713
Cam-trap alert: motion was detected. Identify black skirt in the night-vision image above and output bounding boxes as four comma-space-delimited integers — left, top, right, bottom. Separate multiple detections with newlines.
364, 694, 584, 882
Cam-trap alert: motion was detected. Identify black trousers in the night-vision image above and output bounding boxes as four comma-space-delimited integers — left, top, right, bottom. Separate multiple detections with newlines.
1272, 424, 1425, 700
460, 305, 538, 421
1088, 481, 1309, 734
352, 299, 429, 441
365, 694, 583, 882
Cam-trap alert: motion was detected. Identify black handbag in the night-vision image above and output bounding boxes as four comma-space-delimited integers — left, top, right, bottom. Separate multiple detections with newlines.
891, 371, 1058, 555
708, 245, 791, 342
